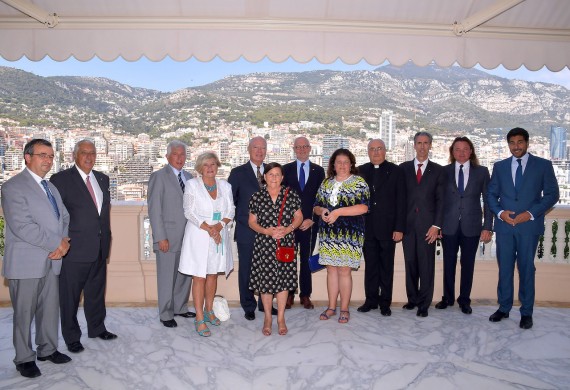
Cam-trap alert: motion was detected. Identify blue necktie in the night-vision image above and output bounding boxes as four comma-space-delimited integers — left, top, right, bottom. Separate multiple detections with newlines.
458, 164, 464, 195
178, 172, 185, 193
515, 158, 523, 192
41, 180, 60, 219
299, 162, 306, 192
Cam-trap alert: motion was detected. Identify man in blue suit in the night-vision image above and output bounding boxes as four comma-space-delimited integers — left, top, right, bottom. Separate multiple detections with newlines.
282, 136, 325, 309
436, 137, 493, 315
487, 127, 559, 329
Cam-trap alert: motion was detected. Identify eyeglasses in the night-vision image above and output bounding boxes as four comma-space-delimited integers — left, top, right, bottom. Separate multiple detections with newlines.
294, 145, 311, 150
368, 147, 385, 152
31, 153, 55, 160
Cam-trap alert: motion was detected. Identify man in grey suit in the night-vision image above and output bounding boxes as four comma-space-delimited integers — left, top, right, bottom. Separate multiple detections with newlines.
1, 139, 72, 378
435, 137, 493, 315
148, 140, 195, 328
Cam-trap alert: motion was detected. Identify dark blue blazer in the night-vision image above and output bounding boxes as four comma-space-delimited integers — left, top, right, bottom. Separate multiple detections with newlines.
442, 163, 493, 237
282, 160, 325, 223
50, 166, 112, 262
487, 154, 559, 235
228, 162, 266, 244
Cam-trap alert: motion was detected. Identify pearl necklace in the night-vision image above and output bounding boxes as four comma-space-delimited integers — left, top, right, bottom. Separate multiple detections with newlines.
204, 181, 217, 192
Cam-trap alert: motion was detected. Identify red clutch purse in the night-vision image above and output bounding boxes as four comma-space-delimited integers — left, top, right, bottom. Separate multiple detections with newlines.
276, 188, 295, 263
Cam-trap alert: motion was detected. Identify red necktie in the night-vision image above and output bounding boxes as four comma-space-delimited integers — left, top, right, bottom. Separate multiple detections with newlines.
416, 163, 423, 184
86, 175, 98, 207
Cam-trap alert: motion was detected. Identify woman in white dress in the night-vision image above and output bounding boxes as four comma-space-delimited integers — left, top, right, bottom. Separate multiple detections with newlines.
179, 152, 235, 337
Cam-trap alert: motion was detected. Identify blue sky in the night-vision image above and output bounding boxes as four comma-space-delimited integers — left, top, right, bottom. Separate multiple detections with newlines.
0, 56, 568, 92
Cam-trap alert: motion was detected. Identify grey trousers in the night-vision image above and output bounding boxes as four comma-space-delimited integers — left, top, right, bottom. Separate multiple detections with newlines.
155, 250, 192, 321
9, 266, 59, 364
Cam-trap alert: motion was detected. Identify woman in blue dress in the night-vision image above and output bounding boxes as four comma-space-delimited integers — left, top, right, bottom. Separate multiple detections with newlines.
314, 149, 369, 324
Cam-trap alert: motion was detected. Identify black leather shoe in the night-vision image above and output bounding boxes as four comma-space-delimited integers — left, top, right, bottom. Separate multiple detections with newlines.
489, 310, 509, 322
244, 311, 255, 321
520, 315, 533, 329
175, 311, 196, 318
380, 307, 392, 316
160, 319, 178, 328
37, 350, 71, 364
16, 361, 41, 378
357, 303, 378, 313
95, 331, 118, 340
460, 304, 472, 314
403, 303, 416, 310
416, 309, 428, 317
66, 341, 84, 353
258, 306, 278, 315
435, 300, 452, 309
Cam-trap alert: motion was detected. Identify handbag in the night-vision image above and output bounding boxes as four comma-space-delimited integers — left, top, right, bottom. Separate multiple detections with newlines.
276, 188, 295, 263
212, 295, 231, 322
308, 216, 325, 272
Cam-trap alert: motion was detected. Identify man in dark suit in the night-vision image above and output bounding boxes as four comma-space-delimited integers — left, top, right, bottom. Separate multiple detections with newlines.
148, 140, 195, 328
357, 139, 406, 317
228, 136, 274, 320
2, 139, 71, 378
487, 127, 559, 329
282, 136, 325, 310
435, 137, 493, 315
400, 132, 445, 317
51, 140, 117, 354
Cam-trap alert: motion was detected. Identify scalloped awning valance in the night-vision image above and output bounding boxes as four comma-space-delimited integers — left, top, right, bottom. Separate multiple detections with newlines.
0, 0, 569, 71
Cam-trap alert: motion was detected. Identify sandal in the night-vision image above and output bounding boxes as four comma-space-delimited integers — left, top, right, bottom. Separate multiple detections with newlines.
319, 308, 336, 320
194, 319, 211, 337
262, 318, 272, 336
338, 310, 350, 324
278, 320, 288, 336
204, 310, 221, 326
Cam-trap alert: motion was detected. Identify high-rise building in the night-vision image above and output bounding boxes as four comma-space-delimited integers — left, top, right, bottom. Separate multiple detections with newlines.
379, 110, 396, 150
322, 134, 350, 168
550, 126, 567, 160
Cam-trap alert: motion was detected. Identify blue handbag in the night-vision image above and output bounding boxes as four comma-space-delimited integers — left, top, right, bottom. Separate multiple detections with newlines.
308, 221, 325, 272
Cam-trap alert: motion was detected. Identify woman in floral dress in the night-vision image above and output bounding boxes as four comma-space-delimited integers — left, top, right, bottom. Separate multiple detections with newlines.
314, 149, 369, 324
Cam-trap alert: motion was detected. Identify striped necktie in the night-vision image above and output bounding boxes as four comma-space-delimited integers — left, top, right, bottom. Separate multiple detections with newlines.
178, 172, 185, 193
41, 180, 60, 219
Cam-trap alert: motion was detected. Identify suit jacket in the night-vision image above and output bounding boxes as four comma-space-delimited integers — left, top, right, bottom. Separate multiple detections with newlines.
50, 166, 112, 263
228, 162, 266, 244
358, 161, 406, 240
282, 160, 325, 223
400, 159, 446, 234
487, 154, 559, 235
147, 165, 193, 252
1, 169, 69, 279
442, 163, 493, 236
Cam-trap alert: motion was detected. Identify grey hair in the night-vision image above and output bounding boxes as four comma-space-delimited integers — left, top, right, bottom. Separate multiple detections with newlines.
248, 136, 267, 149
73, 139, 96, 157
167, 140, 188, 156
414, 131, 433, 144
195, 151, 221, 174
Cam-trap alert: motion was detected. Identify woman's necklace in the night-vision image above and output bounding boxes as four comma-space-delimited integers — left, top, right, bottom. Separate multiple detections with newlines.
204, 181, 217, 192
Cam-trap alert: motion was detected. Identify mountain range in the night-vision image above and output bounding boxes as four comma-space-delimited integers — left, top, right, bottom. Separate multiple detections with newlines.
0, 63, 568, 137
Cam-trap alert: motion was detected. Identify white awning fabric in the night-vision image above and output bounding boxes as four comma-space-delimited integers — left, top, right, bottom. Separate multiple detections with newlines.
0, 0, 569, 70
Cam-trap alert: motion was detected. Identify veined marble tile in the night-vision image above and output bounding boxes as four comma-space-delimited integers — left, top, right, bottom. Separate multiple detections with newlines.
0, 306, 569, 389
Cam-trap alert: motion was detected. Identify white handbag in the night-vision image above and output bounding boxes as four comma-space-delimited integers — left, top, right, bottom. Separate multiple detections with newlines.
213, 295, 231, 322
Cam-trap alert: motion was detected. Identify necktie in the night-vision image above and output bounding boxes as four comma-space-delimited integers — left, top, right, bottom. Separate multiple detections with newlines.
256, 166, 263, 188
299, 162, 306, 192
41, 180, 60, 219
178, 172, 185, 193
416, 163, 423, 184
458, 164, 464, 195
86, 175, 98, 208
515, 158, 523, 192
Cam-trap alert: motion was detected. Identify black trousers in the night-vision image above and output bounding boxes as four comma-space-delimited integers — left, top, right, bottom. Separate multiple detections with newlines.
59, 252, 107, 344
441, 226, 480, 306
289, 228, 317, 298
237, 240, 259, 313
362, 237, 396, 309
402, 228, 435, 311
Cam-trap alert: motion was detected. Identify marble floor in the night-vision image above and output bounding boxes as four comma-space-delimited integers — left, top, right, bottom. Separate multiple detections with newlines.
0, 305, 569, 390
